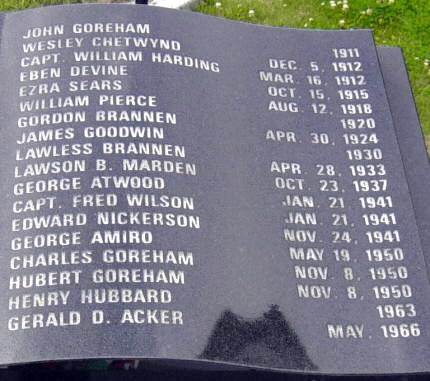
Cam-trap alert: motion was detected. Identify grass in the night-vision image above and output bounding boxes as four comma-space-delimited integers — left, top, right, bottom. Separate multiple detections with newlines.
0, 0, 82, 11
1, 0, 429, 137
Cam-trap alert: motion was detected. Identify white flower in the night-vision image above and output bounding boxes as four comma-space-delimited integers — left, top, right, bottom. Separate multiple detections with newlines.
388, 0, 395, 4
304, 23, 308, 27
329, 0, 336, 8
308, 17, 314, 22
339, 19, 345, 26
342, 4, 349, 10
321, 1, 325, 5
215, 1, 221, 8
248, 9, 255, 16
366, 8, 373, 15
424, 62, 429, 67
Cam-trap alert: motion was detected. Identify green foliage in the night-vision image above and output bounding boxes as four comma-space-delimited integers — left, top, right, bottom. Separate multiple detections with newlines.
196, 0, 430, 135
0, 0, 83, 12
1, 0, 429, 135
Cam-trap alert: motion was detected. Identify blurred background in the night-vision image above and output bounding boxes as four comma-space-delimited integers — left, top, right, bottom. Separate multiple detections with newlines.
1, 0, 429, 145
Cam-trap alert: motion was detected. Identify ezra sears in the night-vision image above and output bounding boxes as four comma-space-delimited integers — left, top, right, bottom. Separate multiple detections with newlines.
7, 248, 192, 331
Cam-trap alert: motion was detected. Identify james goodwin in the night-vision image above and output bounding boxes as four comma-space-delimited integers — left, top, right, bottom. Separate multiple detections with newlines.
8, 308, 183, 331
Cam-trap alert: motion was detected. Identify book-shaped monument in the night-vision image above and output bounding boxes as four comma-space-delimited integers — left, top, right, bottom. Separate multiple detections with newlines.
0, 4, 429, 376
